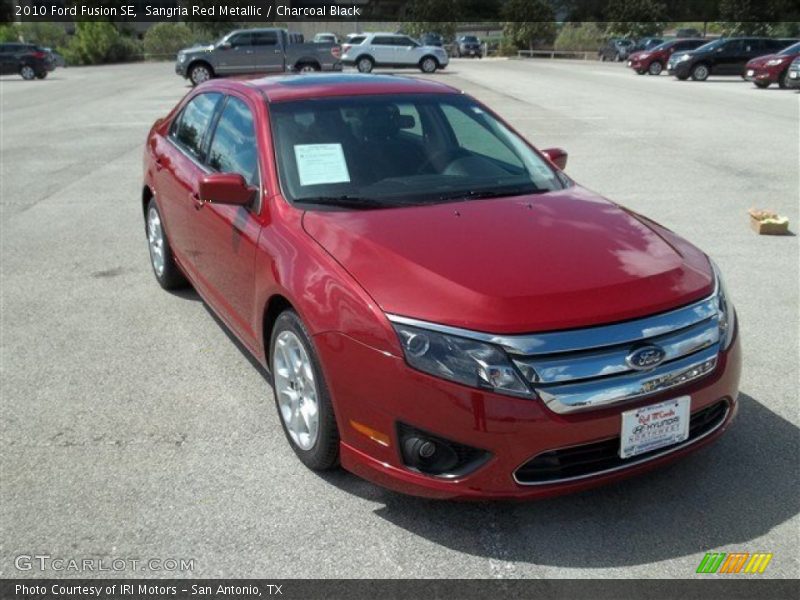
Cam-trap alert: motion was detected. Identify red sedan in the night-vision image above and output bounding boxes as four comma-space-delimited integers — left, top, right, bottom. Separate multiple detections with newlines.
745, 41, 800, 88
142, 75, 740, 500
627, 38, 708, 75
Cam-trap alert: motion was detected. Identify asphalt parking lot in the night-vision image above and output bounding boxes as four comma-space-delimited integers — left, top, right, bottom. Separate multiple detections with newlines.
1, 58, 798, 579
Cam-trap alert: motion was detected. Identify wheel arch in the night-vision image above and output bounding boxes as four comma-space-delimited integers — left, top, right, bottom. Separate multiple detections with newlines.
262, 294, 296, 360
142, 185, 154, 226
419, 54, 440, 66
292, 57, 321, 70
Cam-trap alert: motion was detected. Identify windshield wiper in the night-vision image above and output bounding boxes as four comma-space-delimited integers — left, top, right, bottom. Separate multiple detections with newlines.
295, 195, 392, 210
436, 186, 543, 203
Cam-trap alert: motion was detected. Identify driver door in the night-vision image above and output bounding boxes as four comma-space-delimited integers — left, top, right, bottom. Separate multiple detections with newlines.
394, 36, 420, 67
216, 32, 253, 74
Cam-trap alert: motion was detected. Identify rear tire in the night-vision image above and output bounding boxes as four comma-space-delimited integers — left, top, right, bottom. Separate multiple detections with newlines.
356, 56, 374, 73
296, 62, 320, 73
146, 199, 187, 290
420, 56, 438, 73
691, 63, 709, 81
270, 310, 340, 471
20, 64, 35, 80
188, 62, 213, 86
35, 71, 47, 79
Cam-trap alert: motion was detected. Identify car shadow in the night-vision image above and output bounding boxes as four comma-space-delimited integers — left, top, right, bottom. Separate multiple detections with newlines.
320, 393, 800, 568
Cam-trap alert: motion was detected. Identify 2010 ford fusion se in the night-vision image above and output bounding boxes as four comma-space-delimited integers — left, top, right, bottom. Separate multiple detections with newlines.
142, 74, 740, 500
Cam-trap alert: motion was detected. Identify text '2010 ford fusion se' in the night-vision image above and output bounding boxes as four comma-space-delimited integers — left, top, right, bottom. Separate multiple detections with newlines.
142, 74, 740, 500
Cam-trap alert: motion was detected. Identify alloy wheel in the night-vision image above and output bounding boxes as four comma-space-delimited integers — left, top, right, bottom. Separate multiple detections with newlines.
649, 61, 663, 75
357, 58, 373, 73
147, 206, 165, 278
273, 330, 320, 451
421, 58, 437, 73
190, 65, 210, 85
20, 65, 35, 80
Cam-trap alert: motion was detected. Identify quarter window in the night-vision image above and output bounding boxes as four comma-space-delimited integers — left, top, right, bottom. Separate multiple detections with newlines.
252, 31, 277, 46
207, 97, 259, 187
172, 93, 222, 160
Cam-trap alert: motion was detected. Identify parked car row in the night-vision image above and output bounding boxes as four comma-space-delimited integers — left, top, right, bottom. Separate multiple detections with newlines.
624, 36, 800, 89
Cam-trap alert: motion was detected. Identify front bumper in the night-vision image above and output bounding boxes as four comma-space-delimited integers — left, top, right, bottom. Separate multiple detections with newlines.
745, 66, 780, 84
787, 70, 800, 88
668, 61, 692, 78
314, 326, 742, 500
175, 60, 189, 78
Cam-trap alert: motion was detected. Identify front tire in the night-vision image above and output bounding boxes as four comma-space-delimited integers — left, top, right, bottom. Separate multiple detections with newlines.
270, 310, 340, 471
188, 62, 213, 86
356, 56, 374, 73
778, 69, 790, 89
691, 63, 709, 81
420, 56, 438, 73
146, 199, 187, 290
648, 61, 663, 75
754, 80, 770, 89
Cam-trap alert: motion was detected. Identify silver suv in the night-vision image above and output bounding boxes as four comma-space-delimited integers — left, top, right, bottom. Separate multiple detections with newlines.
341, 32, 449, 73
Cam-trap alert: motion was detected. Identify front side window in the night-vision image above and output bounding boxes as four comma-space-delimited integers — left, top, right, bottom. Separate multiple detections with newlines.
269, 94, 565, 210
171, 93, 222, 160
207, 97, 259, 187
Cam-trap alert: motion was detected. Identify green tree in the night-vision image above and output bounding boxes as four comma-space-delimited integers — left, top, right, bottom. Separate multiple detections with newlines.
18, 22, 69, 49
0, 24, 17, 42
605, 0, 667, 38
62, 21, 141, 65
554, 22, 605, 51
402, 0, 459, 40
144, 23, 197, 59
716, 0, 796, 35
502, 0, 557, 51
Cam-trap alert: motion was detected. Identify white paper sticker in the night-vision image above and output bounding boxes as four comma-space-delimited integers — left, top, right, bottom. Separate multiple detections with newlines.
294, 143, 350, 187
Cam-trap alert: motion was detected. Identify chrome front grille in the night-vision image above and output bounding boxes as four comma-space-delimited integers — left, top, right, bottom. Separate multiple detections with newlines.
508, 296, 722, 413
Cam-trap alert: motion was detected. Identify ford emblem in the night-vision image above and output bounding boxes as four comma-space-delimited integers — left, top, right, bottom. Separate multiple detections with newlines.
626, 345, 666, 371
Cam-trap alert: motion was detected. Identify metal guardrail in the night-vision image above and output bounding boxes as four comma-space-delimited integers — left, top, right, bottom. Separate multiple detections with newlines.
516, 50, 598, 61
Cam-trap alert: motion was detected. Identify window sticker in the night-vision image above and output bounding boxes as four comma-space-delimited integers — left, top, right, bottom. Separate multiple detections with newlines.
294, 144, 351, 186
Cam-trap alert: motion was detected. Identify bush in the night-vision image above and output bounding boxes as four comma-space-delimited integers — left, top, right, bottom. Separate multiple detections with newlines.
0, 24, 17, 42
62, 22, 142, 65
554, 23, 605, 52
18, 22, 68, 49
143, 23, 197, 60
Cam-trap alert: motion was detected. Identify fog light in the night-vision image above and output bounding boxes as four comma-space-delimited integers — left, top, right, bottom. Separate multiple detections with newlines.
397, 423, 491, 478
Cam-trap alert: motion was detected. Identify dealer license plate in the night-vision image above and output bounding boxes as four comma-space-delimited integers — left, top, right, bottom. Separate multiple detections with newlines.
620, 397, 690, 459
747, 69, 755, 77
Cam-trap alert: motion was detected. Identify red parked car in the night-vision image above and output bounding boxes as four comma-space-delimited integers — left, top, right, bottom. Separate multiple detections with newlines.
142, 75, 741, 500
627, 38, 708, 75
745, 41, 800, 88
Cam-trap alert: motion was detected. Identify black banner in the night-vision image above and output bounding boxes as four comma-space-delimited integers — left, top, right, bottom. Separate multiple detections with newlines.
2, 579, 800, 600
7, 0, 800, 23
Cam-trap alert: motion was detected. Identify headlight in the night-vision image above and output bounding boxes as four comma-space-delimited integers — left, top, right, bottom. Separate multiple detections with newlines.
392, 322, 530, 396
711, 260, 736, 350
678, 54, 691, 62
766, 58, 785, 66
178, 54, 187, 63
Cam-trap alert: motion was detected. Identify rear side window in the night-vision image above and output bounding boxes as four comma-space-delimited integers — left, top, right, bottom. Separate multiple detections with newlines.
171, 93, 222, 160
252, 31, 277, 46
347, 36, 366, 45
207, 97, 259, 187
372, 36, 394, 45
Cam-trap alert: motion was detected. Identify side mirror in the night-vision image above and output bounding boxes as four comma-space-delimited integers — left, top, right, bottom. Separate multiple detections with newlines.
198, 173, 255, 206
542, 147, 568, 170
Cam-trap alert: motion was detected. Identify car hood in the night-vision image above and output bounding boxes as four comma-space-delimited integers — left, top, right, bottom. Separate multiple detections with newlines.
302, 186, 714, 334
180, 44, 214, 55
747, 53, 778, 66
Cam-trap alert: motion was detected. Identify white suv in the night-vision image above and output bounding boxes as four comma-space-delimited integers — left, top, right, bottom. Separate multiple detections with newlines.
341, 33, 449, 73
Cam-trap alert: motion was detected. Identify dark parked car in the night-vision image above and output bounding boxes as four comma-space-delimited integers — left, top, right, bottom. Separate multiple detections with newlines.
454, 35, 482, 58
786, 56, 800, 89
0, 42, 53, 80
175, 28, 342, 86
627, 38, 707, 75
669, 37, 796, 81
745, 41, 800, 88
599, 38, 635, 61
632, 37, 665, 52
676, 28, 703, 38
419, 33, 444, 47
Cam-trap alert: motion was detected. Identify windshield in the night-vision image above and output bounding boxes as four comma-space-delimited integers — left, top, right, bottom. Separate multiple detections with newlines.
463, 36, 478, 42
269, 94, 565, 209
779, 41, 800, 55
695, 38, 726, 52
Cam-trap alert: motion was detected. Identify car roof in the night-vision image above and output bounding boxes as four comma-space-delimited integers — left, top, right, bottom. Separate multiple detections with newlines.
242, 73, 460, 102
